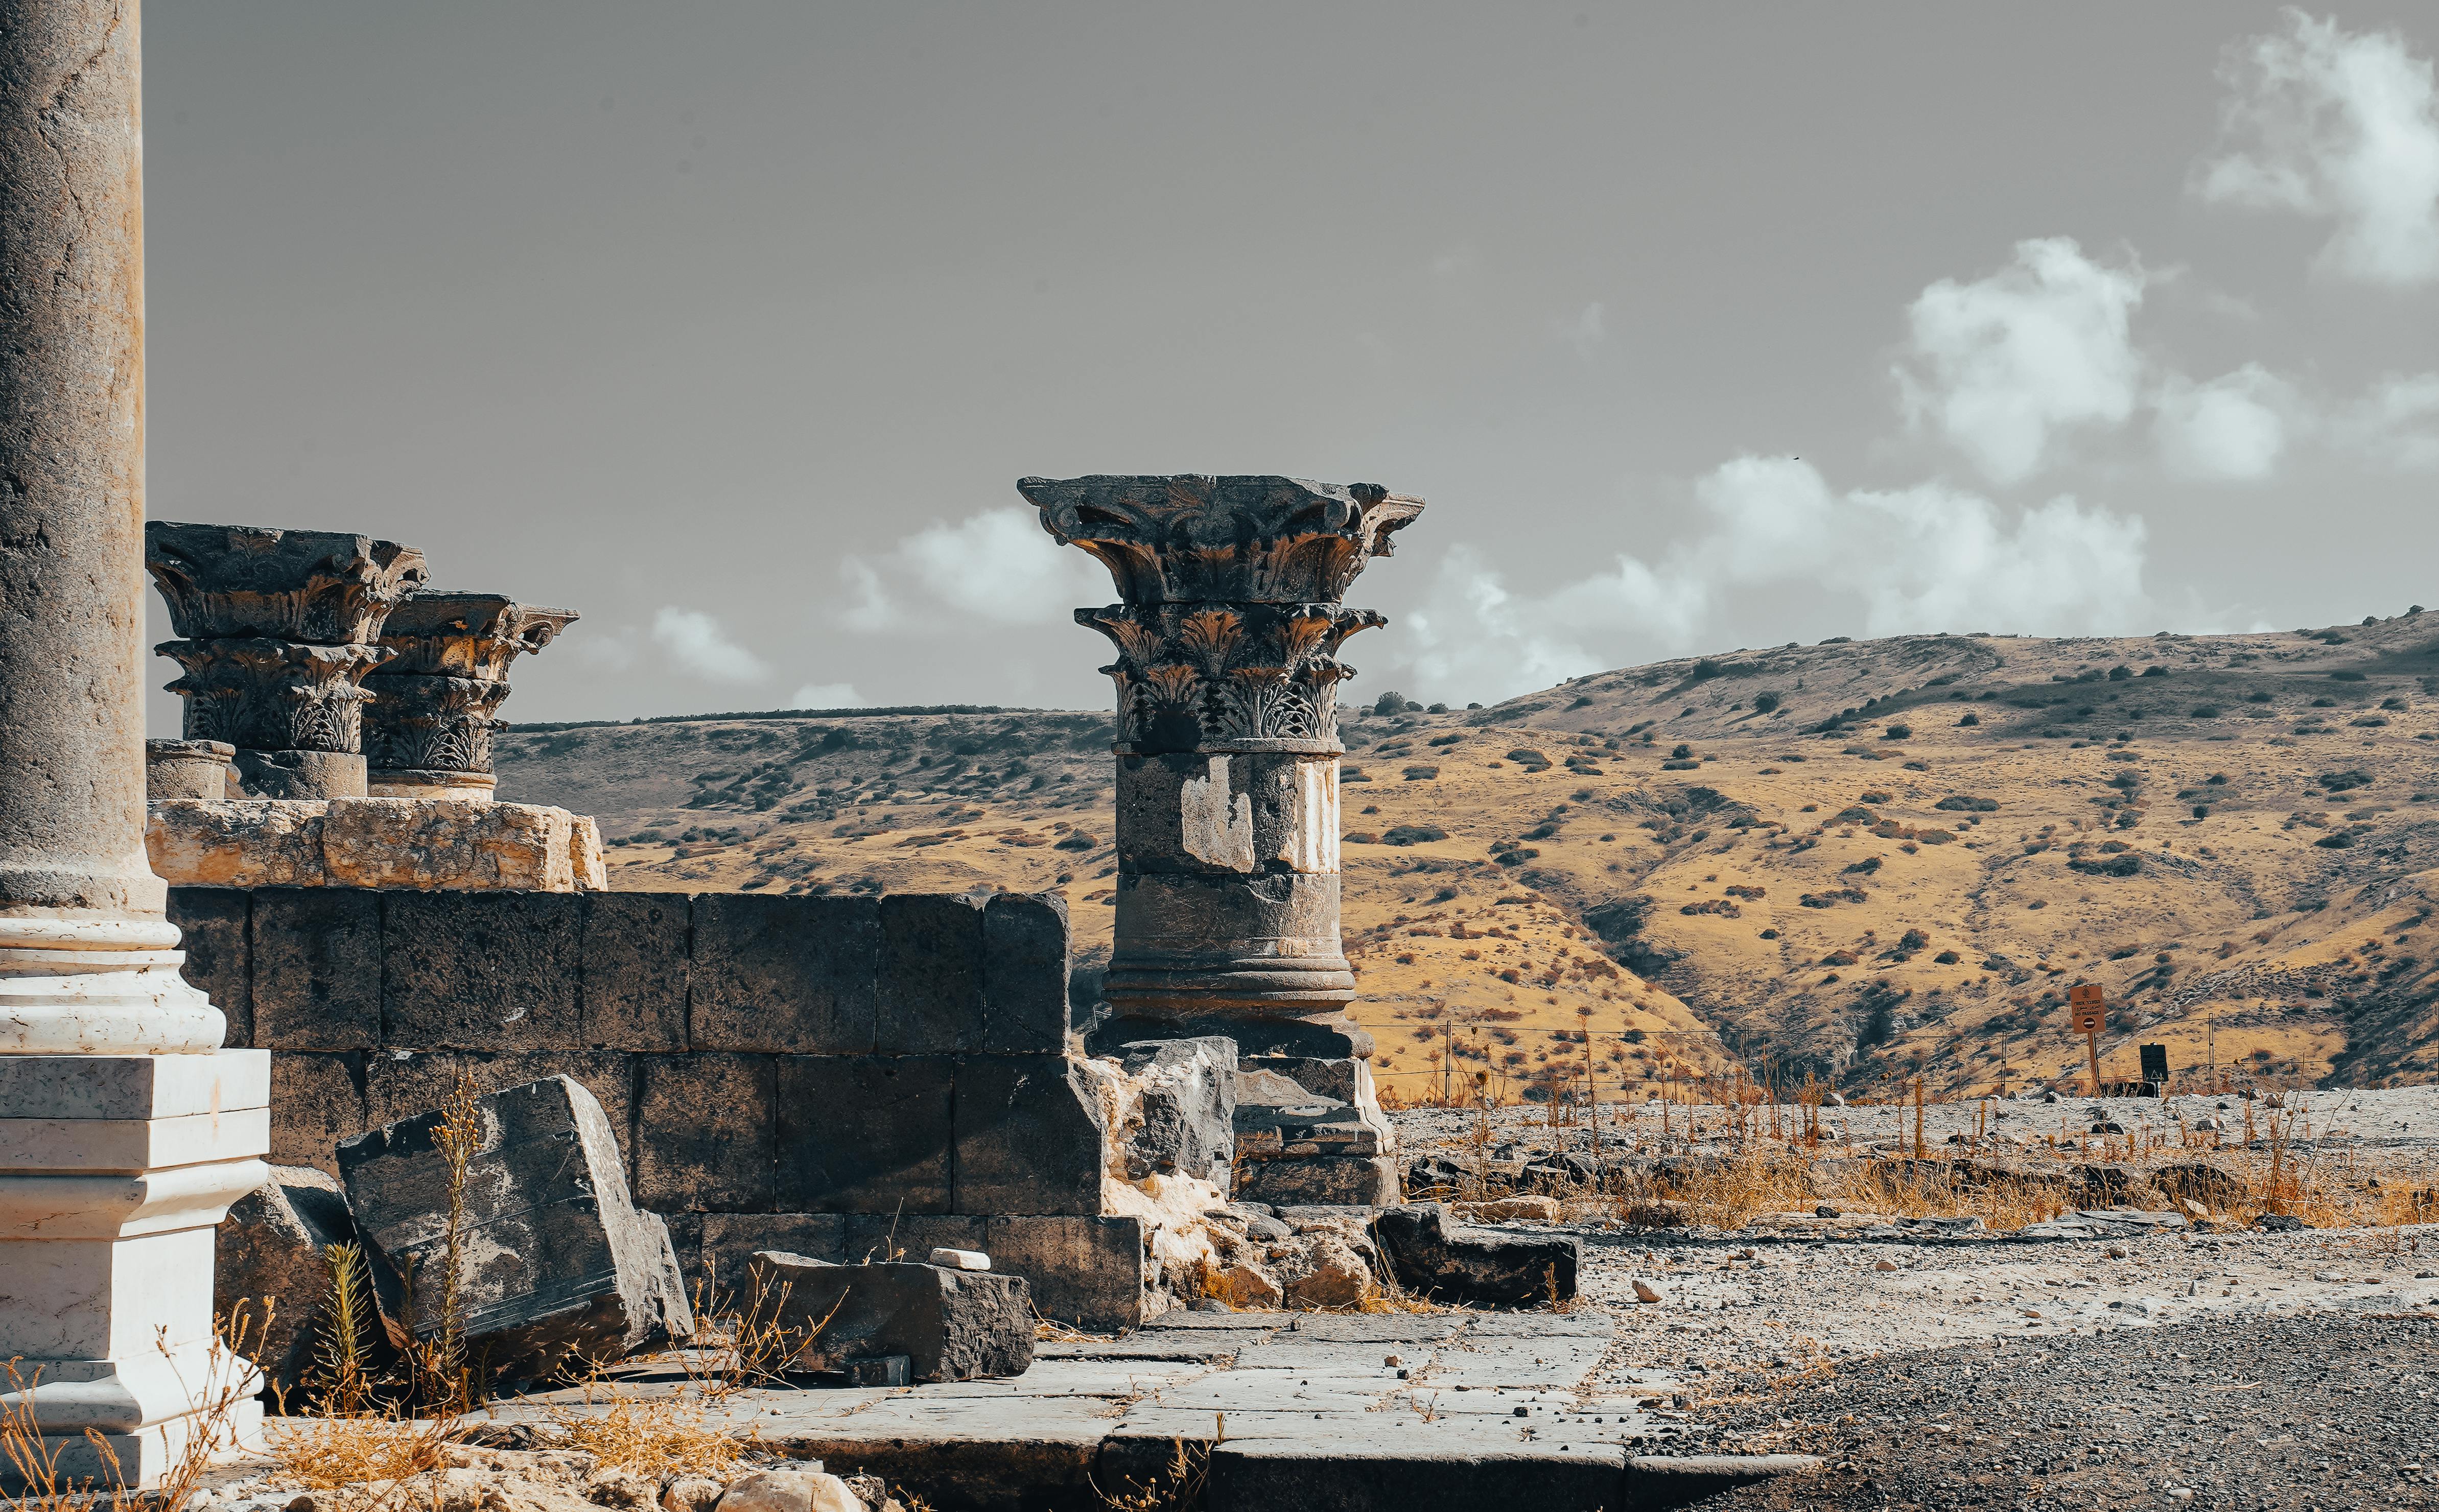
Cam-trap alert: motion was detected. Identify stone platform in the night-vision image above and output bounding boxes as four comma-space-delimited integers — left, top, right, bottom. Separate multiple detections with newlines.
147, 798, 604, 892
491, 1309, 1815, 1512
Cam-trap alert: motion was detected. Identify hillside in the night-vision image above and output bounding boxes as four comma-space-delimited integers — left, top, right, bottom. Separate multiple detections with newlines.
493, 612, 2439, 1099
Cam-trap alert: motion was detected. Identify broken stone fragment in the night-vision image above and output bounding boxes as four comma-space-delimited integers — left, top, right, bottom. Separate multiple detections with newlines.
715, 1469, 863, 1512
1369, 1202, 1579, 1307
1110, 1037, 1237, 1184
214, 1164, 360, 1406
745, 1252, 1034, 1382
338, 1075, 691, 1381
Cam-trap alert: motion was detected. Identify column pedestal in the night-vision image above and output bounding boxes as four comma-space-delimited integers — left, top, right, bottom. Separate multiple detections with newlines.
0, 1050, 271, 1485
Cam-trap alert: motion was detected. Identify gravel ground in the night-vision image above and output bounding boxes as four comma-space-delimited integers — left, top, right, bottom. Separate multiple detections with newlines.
1682, 1312, 2439, 1510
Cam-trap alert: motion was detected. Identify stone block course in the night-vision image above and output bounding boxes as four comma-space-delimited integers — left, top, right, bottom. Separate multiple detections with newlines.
876, 894, 986, 1053
691, 894, 878, 1053
844, 1213, 984, 1266
363, 1049, 636, 1171
266, 1051, 367, 1174
250, 888, 382, 1049
982, 1215, 1147, 1332
983, 892, 1070, 1052
952, 1054, 1106, 1216
580, 891, 688, 1050
637, 1052, 776, 1213
775, 1055, 954, 1214
166, 887, 252, 1047
702, 1213, 847, 1288
381, 891, 582, 1048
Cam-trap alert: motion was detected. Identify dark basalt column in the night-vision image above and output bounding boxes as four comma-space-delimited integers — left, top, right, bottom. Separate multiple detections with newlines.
1025, 475, 1423, 1058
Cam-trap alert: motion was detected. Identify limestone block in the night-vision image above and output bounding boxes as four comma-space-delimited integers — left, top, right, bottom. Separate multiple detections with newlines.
571, 816, 607, 891
580, 892, 689, 1051
250, 888, 382, 1049
1369, 1203, 1578, 1307
982, 892, 1071, 1053
1110, 1038, 1236, 1185
267, 1052, 368, 1175
717, 1469, 862, 1512
367, 769, 497, 801
166, 887, 252, 1047
773, 1055, 953, 1214
147, 739, 236, 800
147, 798, 604, 892
380, 892, 582, 1048
876, 894, 986, 1053
215, 1165, 358, 1405
690, 894, 879, 1053
951, 1054, 1105, 1216
338, 1075, 691, 1380
979, 1215, 1149, 1333
635, 1054, 776, 1212
744, 1254, 1033, 1381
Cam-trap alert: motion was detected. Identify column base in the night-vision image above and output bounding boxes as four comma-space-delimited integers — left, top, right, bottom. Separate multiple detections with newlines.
366, 768, 497, 801
0, 1050, 272, 1491
1085, 1011, 1373, 1060
232, 749, 366, 800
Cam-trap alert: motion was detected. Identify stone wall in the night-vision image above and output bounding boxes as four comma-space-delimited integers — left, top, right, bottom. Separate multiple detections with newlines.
167, 886, 1156, 1329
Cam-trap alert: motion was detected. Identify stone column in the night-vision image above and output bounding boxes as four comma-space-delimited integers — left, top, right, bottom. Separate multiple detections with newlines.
1, 2, 270, 1484
145, 523, 427, 798
363, 593, 578, 800
1025, 475, 1423, 1059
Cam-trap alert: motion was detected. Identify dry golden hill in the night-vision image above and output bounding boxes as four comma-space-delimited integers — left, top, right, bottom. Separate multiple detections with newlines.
495, 612, 2439, 1100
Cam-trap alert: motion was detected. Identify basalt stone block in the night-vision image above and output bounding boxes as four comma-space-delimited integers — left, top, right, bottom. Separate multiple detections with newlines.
1369, 1202, 1578, 1308
1113, 1038, 1236, 1185
363, 1050, 635, 1164
252, 888, 382, 1050
774, 1055, 953, 1214
339, 1075, 691, 1380
692, 894, 878, 1053
381, 891, 582, 1049
267, 1051, 367, 1174
876, 894, 986, 1053
215, 1165, 359, 1407
952, 1054, 1107, 1217
982, 892, 1071, 1053
842, 1214, 983, 1267
167, 887, 252, 1047
1236, 1153, 1400, 1208
744, 1254, 1033, 1382
700, 1213, 847, 1291
636, 1053, 776, 1213
580, 892, 688, 1051
982, 1215, 1149, 1333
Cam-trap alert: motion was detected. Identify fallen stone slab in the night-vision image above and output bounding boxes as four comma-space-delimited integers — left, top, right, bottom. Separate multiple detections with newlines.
215, 1164, 360, 1406
747, 1253, 1034, 1382
1370, 1202, 1578, 1306
338, 1074, 691, 1381
1111, 1037, 1236, 1184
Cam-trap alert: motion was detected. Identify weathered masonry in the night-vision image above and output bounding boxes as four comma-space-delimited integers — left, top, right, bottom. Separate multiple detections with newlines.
168, 887, 1161, 1329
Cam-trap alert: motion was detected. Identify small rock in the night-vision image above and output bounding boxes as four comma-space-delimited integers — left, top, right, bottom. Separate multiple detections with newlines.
1633, 1280, 1662, 1304
586, 1469, 653, 1510
1383, 1353, 1403, 1367
2104, 1245, 2127, 1260
717, 1472, 862, 1512
1451, 1195, 1562, 1224
1815, 1204, 1841, 1219
2254, 1213, 2305, 1232
1872, 1259, 1898, 1272
662, 1476, 724, 1512
925, 1248, 990, 1271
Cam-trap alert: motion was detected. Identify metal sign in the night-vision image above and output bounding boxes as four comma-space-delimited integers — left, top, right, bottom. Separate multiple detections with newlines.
2068, 982, 2106, 1034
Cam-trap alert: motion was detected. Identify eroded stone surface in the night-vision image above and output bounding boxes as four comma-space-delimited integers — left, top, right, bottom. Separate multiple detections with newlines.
746, 1253, 1034, 1382
1370, 1202, 1579, 1307
215, 1164, 359, 1405
148, 797, 604, 891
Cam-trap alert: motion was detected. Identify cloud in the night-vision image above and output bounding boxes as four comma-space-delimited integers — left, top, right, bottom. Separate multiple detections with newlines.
1895, 237, 2147, 485
1399, 457, 2151, 704
1557, 301, 1606, 357
788, 681, 863, 710
651, 606, 770, 684
836, 507, 1109, 633
2198, 11, 2439, 286
2153, 363, 2297, 480
2330, 371, 2439, 470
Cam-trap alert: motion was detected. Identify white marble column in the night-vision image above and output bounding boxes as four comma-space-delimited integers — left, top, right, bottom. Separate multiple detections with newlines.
0, 0, 270, 1486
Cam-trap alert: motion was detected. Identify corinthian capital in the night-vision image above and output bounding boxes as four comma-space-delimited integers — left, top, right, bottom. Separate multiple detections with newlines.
1077, 602, 1383, 754
1021, 476, 1424, 606
156, 638, 392, 752
374, 593, 580, 681
145, 522, 429, 645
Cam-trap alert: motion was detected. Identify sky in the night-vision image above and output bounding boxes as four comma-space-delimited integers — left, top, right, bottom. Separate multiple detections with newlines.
140, 4, 2439, 728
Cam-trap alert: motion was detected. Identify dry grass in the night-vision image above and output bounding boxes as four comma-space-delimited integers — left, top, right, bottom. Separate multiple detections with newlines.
1089, 1437, 1211, 1511
4, 1305, 270, 1510
542, 1392, 748, 1482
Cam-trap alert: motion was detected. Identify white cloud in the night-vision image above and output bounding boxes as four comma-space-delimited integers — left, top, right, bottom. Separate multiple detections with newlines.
1895, 237, 2147, 485
836, 507, 1109, 633
2331, 371, 2439, 470
1557, 301, 1606, 357
651, 606, 770, 684
2153, 363, 2297, 480
2199, 11, 2439, 287
789, 682, 863, 710
1400, 457, 2152, 703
